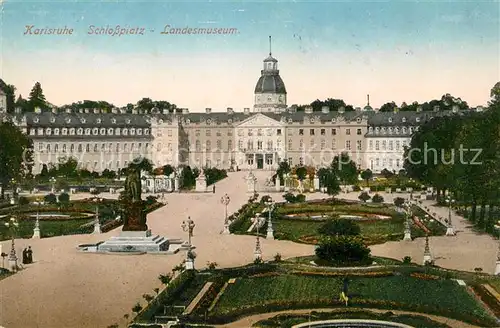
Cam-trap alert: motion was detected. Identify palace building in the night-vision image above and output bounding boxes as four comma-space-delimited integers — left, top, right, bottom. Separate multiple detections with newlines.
1, 42, 484, 175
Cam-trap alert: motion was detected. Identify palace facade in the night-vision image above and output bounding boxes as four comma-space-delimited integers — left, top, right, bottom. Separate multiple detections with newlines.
0, 50, 485, 175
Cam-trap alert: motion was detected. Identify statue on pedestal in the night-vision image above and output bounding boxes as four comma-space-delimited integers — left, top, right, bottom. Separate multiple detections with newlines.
122, 168, 148, 231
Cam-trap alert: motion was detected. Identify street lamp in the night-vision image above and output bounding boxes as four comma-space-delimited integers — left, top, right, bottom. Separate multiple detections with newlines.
92, 197, 103, 234
181, 217, 195, 249
403, 199, 413, 241
32, 198, 44, 239
254, 213, 263, 260
265, 198, 275, 240
4, 217, 19, 272
10, 178, 17, 205
220, 193, 231, 235
445, 195, 456, 236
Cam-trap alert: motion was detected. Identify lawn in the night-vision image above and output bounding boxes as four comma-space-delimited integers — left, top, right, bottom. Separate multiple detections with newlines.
0, 218, 94, 240
213, 274, 492, 324
254, 309, 452, 328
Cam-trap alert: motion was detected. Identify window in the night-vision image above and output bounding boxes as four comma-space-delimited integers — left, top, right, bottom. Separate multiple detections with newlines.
299, 129, 304, 135
376, 158, 380, 166
389, 159, 393, 167
62, 144, 66, 153
346, 140, 351, 150
320, 129, 325, 135
101, 144, 106, 151
321, 139, 325, 150
396, 159, 400, 167
346, 129, 351, 135
116, 144, 120, 152
332, 128, 337, 135
375, 141, 380, 150
288, 157, 293, 166
310, 129, 315, 135
46, 128, 52, 135
100, 128, 106, 135
46, 144, 51, 152
238, 140, 243, 150
357, 129, 362, 135
299, 157, 304, 165
277, 129, 282, 136
115, 128, 121, 135
402, 117, 407, 123
54, 144, 59, 152
382, 140, 386, 150
168, 143, 172, 151
357, 140, 362, 150
402, 127, 407, 134
62, 128, 67, 135
168, 129, 172, 137
195, 130, 200, 136
216, 140, 222, 149
288, 139, 292, 150
92, 128, 98, 135
228, 140, 233, 150
277, 139, 282, 150
395, 127, 399, 134
416, 117, 421, 123
227, 130, 233, 136
123, 129, 128, 136
257, 141, 263, 150
78, 144, 83, 153
85, 128, 91, 135
299, 139, 304, 149
124, 144, 128, 152
206, 140, 211, 150
94, 144, 98, 152
369, 140, 373, 150
38, 143, 43, 151
247, 140, 253, 150
216, 130, 221, 137
137, 129, 142, 135
310, 139, 315, 148
287, 128, 293, 135
196, 140, 201, 151
369, 127, 373, 133
332, 140, 336, 150
248, 129, 253, 136
267, 140, 273, 150
257, 129, 263, 136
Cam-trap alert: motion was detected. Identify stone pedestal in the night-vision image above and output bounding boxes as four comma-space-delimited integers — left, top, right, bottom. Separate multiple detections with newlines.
222, 224, 230, 235
93, 220, 101, 234
195, 173, 207, 192
246, 171, 256, 193
174, 177, 180, 191
122, 201, 148, 232
98, 230, 170, 253
313, 177, 320, 191
275, 177, 281, 192
254, 249, 262, 260
266, 227, 274, 240
403, 230, 411, 241
423, 253, 433, 265
446, 226, 456, 236
32, 227, 41, 239
185, 258, 195, 270
8, 258, 18, 272
495, 261, 500, 275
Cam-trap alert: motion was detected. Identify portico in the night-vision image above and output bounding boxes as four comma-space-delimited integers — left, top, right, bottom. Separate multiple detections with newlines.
244, 151, 279, 170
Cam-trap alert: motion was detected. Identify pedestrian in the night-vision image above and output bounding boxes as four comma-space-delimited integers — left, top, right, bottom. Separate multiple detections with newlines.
213, 185, 216, 193
22, 248, 28, 264
27, 246, 33, 264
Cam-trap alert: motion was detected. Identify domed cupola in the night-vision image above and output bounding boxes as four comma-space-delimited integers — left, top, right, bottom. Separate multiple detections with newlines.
253, 36, 287, 113
363, 94, 373, 111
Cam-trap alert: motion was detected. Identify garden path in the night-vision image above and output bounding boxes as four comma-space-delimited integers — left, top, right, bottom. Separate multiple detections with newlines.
0, 171, 314, 328
215, 307, 481, 328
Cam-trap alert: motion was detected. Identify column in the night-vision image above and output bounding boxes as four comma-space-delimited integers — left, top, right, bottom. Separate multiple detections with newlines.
253, 153, 256, 170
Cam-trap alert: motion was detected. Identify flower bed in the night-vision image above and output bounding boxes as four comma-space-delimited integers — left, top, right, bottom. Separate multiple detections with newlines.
289, 270, 394, 278
470, 284, 500, 317
410, 272, 440, 280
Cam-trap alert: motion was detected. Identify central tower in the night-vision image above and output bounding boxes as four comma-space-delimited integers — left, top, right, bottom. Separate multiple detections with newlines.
253, 36, 287, 112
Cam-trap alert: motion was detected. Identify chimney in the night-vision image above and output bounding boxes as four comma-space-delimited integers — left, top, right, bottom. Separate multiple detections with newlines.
321, 106, 330, 113
226, 107, 233, 114
182, 108, 189, 114
243, 107, 250, 115
338, 106, 345, 114
433, 105, 440, 112
452, 105, 459, 113
66, 108, 72, 114
304, 106, 313, 114
206, 108, 212, 114
416, 106, 423, 112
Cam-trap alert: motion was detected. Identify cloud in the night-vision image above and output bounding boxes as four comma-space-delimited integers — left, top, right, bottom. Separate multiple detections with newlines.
440, 14, 465, 23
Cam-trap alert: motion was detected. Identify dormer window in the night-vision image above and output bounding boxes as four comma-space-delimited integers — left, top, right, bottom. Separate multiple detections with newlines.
395, 127, 400, 134
388, 127, 393, 134
81, 118, 86, 124
369, 127, 373, 133
46, 128, 52, 135
402, 127, 407, 134
130, 128, 136, 135
108, 128, 114, 135
111, 118, 116, 124
228, 119, 232, 124
34, 117, 39, 123
409, 127, 413, 134
416, 117, 420, 123
158, 119, 164, 124
77, 128, 83, 135
96, 118, 101, 124
206, 119, 212, 125
144, 129, 150, 135
381, 127, 386, 134
375, 127, 380, 133
126, 119, 131, 124
85, 128, 91, 135
388, 117, 393, 123
288, 118, 293, 123
54, 128, 60, 135
185, 119, 190, 124
137, 129, 142, 135
402, 117, 407, 123
62, 128, 67, 135
70, 128, 75, 135
123, 128, 128, 135
116, 128, 121, 135
92, 128, 98, 135
356, 118, 361, 123
100, 128, 106, 135
50, 117, 55, 123
66, 118, 71, 124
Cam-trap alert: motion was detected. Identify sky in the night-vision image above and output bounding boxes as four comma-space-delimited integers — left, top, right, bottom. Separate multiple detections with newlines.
1, 0, 499, 111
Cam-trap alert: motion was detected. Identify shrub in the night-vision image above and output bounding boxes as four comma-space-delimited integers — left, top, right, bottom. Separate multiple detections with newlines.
372, 194, 384, 203
44, 193, 57, 204
394, 197, 405, 208
315, 235, 371, 265
358, 191, 371, 202
274, 253, 282, 262
295, 194, 306, 203
318, 218, 361, 237
58, 192, 70, 204
132, 303, 142, 313
90, 189, 100, 195
158, 273, 172, 285
353, 185, 361, 191
145, 195, 157, 205
18, 196, 30, 205
402, 256, 412, 264
207, 261, 218, 270
283, 192, 296, 203
260, 195, 272, 204
142, 293, 154, 303
254, 257, 263, 265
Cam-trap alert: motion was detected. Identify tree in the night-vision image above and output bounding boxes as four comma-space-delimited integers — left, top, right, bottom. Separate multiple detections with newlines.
158, 273, 172, 285
44, 193, 57, 204
295, 166, 307, 181
331, 153, 358, 186
3, 84, 16, 114
275, 160, 291, 181
360, 169, 373, 186
57, 157, 79, 178
324, 170, 341, 197
27, 82, 48, 111
490, 81, 500, 105
379, 102, 397, 112
372, 194, 384, 203
380, 168, 394, 179
0, 120, 33, 199
40, 164, 49, 178
128, 157, 153, 174
162, 164, 174, 177
315, 236, 371, 265
181, 166, 196, 189
358, 191, 371, 202
393, 197, 405, 208
318, 218, 361, 237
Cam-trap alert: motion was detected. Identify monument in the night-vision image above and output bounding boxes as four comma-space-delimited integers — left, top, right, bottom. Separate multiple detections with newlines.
87, 167, 173, 253
196, 169, 207, 192
246, 171, 257, 193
